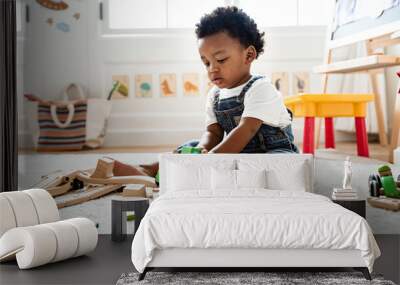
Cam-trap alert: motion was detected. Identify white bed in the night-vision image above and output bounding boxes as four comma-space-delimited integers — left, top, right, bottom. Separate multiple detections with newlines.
131, 154, 380, 280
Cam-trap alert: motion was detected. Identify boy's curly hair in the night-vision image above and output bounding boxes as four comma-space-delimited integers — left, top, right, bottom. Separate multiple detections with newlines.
195, 6, 265, 58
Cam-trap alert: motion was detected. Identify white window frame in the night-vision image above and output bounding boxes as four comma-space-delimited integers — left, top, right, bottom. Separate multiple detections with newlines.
100, 0, 234, 36
100, 0, 331, 36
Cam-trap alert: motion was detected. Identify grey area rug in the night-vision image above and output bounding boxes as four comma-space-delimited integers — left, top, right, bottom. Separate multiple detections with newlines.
116, 272, 396, 285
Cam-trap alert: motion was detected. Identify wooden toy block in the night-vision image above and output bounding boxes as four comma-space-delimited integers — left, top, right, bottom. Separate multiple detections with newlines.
122, 184, 146, 197
55, 184, 123, 209
367, 197, 400, 211
76, 172, 157, 188
90, 157, 115, 179
46, 183, 72, 197
38, 174, 65, 189
44, 170, 81, 197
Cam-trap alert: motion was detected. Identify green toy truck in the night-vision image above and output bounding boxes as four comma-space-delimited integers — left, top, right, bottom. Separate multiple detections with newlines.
155, 146, 202, 185
377, 165, 400, 199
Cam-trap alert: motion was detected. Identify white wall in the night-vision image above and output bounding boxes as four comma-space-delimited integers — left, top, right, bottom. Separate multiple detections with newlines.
22, 0, 392, 149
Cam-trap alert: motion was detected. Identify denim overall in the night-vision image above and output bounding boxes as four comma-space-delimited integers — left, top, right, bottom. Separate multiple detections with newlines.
177, 76, 298, 153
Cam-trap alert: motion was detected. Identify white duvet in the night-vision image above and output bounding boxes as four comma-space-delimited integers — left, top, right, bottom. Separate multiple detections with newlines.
131, 190, 380, 273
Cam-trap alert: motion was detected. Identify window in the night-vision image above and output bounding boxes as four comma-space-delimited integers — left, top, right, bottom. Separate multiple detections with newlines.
109, 0, 167, 29
107, 0, 226, 31
238, 0, 298, 27
238, 0, 334, 26
167, 0, 226, 28
105, 0, 334, 33
298, 0, 334, 26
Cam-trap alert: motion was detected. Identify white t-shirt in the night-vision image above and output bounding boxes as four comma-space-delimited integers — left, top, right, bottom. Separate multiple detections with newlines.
205, 76, 291, 128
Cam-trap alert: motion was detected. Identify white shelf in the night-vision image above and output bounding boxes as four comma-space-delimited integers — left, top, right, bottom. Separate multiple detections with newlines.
313, 55, 400, 74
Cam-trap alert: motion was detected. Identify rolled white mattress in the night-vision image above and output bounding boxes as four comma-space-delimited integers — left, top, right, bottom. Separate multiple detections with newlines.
0, 217, 98, 269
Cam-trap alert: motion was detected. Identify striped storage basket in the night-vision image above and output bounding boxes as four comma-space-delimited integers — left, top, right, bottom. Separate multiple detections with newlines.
25, 83, 112, 151
37, 101, 88, 151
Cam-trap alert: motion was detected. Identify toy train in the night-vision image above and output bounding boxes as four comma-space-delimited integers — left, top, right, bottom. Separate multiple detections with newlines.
369, 165, 400, 198
368, 165, 400, 211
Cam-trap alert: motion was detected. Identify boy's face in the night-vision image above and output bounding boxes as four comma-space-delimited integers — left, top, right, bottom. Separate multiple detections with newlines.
198, 32, 254, 89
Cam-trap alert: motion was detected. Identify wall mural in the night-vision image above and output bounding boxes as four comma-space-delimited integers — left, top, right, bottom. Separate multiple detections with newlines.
46, 18, 54, 26
55, 22, 70, 32
271, 72, 289, 97
292, 72, 310, 95
182, 73, 200, 96
105, 72, 312, 99
36, 0, 69, 10
109, 75, 130, 99
160, 74, 177, 97
135, 75, 153, 98
37, 0, 81, 33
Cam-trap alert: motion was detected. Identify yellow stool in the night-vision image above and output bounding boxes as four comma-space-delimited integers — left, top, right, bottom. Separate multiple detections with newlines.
284, 94, 374, 157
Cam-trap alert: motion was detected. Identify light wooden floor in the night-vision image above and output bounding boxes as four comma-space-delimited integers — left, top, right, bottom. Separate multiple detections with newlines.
317, 142, 391, 162
19, 142, 393, 162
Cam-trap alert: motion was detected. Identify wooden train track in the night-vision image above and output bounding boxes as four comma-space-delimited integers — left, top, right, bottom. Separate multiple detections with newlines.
367, 197, 400, 211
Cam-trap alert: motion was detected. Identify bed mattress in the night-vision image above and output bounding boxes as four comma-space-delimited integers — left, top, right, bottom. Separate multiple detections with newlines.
131, 190, 380, 273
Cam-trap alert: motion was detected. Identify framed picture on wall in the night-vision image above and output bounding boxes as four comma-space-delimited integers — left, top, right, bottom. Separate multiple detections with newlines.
182, 73, 200, 96
160, 74, 176, 97
110, 75, 129, 99
135, 74, 153, 98
292, 72, 310, 95
271, 72, 289, 97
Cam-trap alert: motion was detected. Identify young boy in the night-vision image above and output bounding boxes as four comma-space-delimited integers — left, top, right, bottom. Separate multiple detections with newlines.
113, 6, 298, 177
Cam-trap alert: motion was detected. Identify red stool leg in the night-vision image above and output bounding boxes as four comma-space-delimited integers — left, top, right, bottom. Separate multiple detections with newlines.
303, 117, 315, 154
355, 117, 369, 157
325, 117, 335, 149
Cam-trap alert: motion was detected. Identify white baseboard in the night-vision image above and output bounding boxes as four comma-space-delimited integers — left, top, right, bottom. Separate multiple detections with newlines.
104, 129, 203, 147
107, 113, 204, 129
18, 115, 369, 148
18, 128, 328, 148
